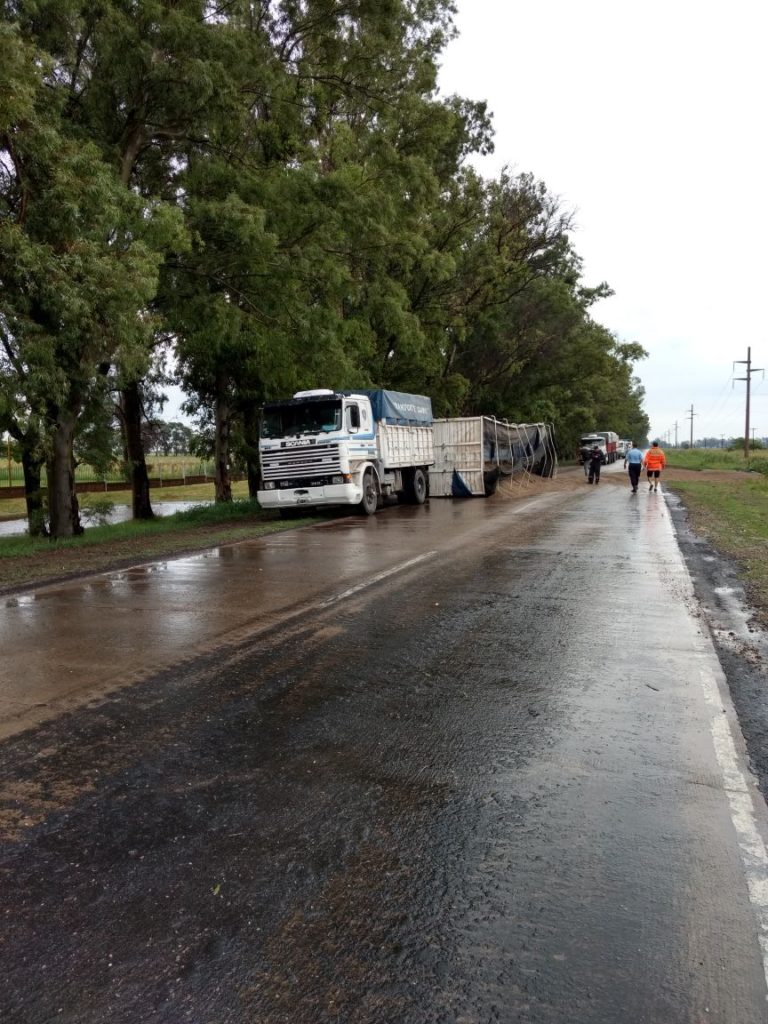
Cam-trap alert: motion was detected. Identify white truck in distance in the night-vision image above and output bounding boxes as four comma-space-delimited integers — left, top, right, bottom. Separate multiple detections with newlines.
257, 389, 434, 516
579, 433, 607, 465
579, 431, 620, 465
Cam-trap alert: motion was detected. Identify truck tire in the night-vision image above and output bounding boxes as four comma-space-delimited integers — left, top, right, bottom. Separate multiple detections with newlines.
411, 467, 428, 504
401, 467, 428, 504
359, 469, 379, 515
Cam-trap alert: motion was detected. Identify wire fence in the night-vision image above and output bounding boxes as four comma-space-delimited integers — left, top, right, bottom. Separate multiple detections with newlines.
0, 460, 216, 489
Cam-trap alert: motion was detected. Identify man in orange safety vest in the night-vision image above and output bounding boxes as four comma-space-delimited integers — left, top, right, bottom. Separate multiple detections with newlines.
643, 440, 666, 491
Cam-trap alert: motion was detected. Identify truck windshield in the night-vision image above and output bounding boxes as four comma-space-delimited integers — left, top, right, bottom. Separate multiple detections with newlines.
261, 400, 342, 438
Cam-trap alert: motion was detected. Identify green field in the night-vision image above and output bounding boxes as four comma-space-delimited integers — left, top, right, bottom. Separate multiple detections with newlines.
666, 450, 768, 625
665, 447, 768, 474
0, 454, 216, 492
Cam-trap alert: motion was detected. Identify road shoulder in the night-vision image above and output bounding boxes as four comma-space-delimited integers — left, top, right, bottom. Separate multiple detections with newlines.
667, 488, 768, 801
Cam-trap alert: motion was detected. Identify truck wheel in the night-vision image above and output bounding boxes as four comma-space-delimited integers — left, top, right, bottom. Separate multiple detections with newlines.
411, 468, 428, 504
359, 470, 378, 515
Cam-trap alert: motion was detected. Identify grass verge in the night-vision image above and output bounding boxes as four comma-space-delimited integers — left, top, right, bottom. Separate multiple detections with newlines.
669, 475, 768, 626
665, 448, 768, 475
0, 498, 320, 594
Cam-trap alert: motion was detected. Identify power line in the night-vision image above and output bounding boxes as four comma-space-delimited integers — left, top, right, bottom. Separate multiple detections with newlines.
698, 376, 746, 437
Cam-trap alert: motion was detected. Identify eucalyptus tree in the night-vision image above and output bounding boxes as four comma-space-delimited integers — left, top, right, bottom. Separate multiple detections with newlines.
258, 0, 493, 402
0, 22, 174, 537
409, 166, 647, 447
162, 0, 482, 498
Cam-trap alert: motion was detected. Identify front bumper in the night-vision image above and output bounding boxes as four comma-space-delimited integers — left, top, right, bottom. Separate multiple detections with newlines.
258, 482, 363, 509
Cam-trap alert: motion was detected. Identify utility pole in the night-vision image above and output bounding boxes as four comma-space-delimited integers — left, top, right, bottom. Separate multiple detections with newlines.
685, 405, 697, 449
734, 347, 764, 459
720, 435, 725, 449
674, 421, 679, 447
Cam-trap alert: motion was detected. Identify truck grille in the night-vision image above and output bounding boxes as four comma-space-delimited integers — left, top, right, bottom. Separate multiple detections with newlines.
261, 445, 342, 486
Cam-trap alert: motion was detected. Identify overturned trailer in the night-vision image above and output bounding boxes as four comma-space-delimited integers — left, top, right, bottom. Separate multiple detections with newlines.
429, 417, 558, 498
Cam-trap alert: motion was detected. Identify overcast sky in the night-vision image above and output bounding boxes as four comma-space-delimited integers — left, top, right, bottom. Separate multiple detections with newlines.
437, 0, 768, 443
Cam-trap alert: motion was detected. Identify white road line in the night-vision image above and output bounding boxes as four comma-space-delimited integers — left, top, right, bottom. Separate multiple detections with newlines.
662, 495, 768, 996
319, 552, 438, 607
697, 657, 768, 995
318, 495, 553, 609
318, 495, 558, 610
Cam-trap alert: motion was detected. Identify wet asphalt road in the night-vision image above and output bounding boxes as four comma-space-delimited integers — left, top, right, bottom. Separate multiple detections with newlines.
2, 468, 768, 1023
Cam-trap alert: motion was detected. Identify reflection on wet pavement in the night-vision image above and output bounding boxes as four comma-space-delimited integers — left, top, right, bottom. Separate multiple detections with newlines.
0, 486, 564, 736
0, 501, 208, 537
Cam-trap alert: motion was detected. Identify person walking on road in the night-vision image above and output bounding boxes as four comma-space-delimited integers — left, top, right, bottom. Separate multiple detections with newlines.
623, 441, 644, 493
643, 440, 666, 491
587, 445, 603, 485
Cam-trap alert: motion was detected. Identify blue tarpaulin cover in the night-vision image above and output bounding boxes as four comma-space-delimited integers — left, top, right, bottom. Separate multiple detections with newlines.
451, 470, 474, 498
360, 390, 433, 426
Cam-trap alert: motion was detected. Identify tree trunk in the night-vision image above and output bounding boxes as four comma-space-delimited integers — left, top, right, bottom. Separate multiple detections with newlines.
48, 408, 83, 539
21, 447, 47, 537
246, 459, 259, 500
241, 401, 261, 499
121, 381, 154, 520
214, 376, 232, 503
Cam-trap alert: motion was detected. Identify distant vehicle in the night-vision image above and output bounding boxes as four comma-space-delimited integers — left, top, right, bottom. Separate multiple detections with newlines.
594, 431, 620, 463
617, 439, 631, 457
579, 431, 621, 465
579, 435, 606, 468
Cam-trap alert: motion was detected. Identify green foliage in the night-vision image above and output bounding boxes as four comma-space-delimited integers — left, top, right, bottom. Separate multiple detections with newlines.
1, 16, 186, 534
142, 419, 196, 456
79, 496, 116, 525
729, 438, 765, 451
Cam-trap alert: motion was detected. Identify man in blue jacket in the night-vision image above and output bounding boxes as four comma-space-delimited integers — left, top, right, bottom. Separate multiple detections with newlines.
623, 441, 644, 493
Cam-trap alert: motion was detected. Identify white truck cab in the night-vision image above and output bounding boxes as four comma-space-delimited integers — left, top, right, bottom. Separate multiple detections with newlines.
258, 389, 434, 516
579, 433, 607, 464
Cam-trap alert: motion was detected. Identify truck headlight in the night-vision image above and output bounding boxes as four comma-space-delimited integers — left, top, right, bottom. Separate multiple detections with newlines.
331, 475, 343, 485
262, 481, 276, 490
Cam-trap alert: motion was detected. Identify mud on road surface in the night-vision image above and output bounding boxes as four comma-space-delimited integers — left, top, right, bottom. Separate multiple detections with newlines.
0, 471, 590, 740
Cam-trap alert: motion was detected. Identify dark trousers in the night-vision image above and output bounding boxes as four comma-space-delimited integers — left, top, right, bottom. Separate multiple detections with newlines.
588, 462, 601, 483
628, 464, 641, 490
